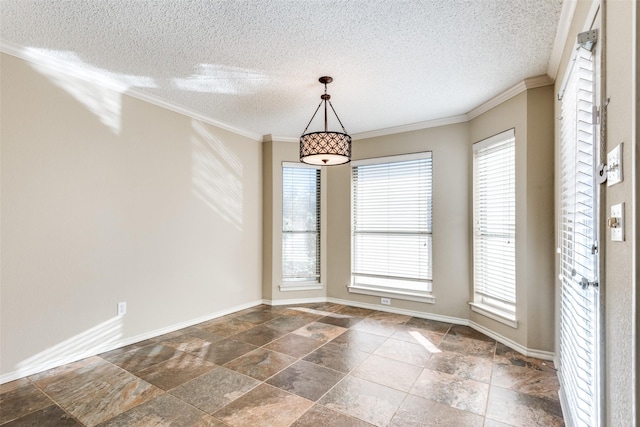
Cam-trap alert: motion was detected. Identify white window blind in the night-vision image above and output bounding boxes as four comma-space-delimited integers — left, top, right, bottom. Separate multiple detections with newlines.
351, 152, 433, 299
472, 130, 516, 320
558, 46, 599, 427
282, 165, 320, 284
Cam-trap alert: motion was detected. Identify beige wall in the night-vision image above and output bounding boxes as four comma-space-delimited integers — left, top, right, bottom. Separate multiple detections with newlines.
262, 137, 327, 302
469, 86, 556, 352
264, 93, 555, 354
324, 123, 473, 319
553, 0, 637, 424
603, 0, 635, 424
0, 53, 263, 379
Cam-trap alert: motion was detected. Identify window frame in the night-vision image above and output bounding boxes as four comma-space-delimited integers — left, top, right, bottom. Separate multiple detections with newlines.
348, 151, 435, 304
470, 129, 518, 328
280, 162, 323, 291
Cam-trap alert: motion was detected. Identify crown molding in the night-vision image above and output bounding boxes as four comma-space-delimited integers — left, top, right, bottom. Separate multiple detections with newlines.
2, 38, 555, 142
547, 0, 578, 80
0, 40, 263, 142
351, 115, 469, 140
466, 74, 554, 120
124, 87, 263, 141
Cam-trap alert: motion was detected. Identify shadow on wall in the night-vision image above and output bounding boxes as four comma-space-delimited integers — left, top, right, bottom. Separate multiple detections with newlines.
191, 120, 243, 231
12, 316, 124, 380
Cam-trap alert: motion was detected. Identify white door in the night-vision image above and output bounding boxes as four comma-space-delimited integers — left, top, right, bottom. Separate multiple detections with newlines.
557, 34, 601, 427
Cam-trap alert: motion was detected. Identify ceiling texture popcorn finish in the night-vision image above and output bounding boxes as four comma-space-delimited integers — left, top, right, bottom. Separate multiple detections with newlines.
0, 0, 564, 140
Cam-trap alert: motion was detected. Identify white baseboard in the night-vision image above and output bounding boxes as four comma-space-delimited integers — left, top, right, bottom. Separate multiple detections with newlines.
558, 386, 575, 427
263, 297, 326, 306
2, 295, 555, 384
0, 299, 264, 384
325, 297, 555, 361
326, 297, 467, 325
469, 321, 555, 361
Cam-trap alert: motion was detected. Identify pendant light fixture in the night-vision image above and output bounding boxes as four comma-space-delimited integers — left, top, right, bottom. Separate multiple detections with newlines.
299, 76, 351, 165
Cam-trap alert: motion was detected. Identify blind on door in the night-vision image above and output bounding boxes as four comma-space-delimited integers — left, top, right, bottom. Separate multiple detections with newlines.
558, 46, 599, 427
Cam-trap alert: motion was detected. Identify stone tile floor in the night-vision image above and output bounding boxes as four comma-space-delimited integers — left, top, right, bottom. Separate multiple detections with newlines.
0, 303, 564, 426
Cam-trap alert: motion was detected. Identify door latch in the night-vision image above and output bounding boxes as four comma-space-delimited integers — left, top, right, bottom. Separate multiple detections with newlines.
580, 277, 598, 290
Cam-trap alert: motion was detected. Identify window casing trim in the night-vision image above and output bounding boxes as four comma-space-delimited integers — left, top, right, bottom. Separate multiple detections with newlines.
471, 129, 517, 327
350, 151, 434, 303
281, 162, 323, 290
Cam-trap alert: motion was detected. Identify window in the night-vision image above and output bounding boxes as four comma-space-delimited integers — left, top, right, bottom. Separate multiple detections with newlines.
471, 129, 517, 326
281, 163, 321, 290
349, 152, 433, 303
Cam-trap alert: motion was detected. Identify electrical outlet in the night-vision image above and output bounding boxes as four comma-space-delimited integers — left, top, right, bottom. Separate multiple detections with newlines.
381, 297, 391, 305
607, 143, 623, 186
610, 203, 624, 241
117, 302, 127, 316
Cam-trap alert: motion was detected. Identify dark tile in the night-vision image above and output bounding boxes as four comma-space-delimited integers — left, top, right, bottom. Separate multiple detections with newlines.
447, 325, 494, 342
230, 324, 287, 346
410, 368, 489, 415
263, 316, 314, 333
486, 386, 564, 427
135, 351, 217, 390
198, 317, 255, 337
491, 363, 560, 400
319, 376, 406, 426
366, 312, 411, 325
186, 338, 257, 365
292, 322, 346, 342
181, 327, 226, 344
297, 302, 343, 313
153, 334, 215, 357
494, 343, 556, 371
317, 313, 364, 328
352, 319, 402, 337
405, 317, 452, 334
426, 352, 493, 383
291, 404, 374, 427
29, 356, 163, 426
389, 394, 484, 427
303, 342, 369, 373
337, 306, 377, 317
101, 343, 180, 373
2, 404, 82, 427
170, 367, 259, 414
353, 354, 422, 392
438, 334, 497, 359
96, 393, 225, 426
213, 384, 312, 427
267, 360, 344, 401
392, 318, 451, 347
0, 379, 54, 424
233, 310, 282, 325
224, 348, 296, 381
374, 337, 433, 366
274, 307, 324, 322
0, 378, 30, 394
98, 339, 156, 359
331, 330, 387, 353
263, 334, 325, 358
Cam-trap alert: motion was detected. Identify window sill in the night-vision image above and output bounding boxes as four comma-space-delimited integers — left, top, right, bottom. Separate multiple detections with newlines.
469, 302, 518, 328
348, 284, 435, 304
279, 282, 324, 292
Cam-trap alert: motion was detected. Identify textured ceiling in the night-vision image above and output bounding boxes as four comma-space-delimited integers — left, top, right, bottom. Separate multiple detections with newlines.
1, 0, 564, 140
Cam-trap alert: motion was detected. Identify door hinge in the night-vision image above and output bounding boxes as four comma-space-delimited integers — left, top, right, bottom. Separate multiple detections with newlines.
593, 106, 600, 124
